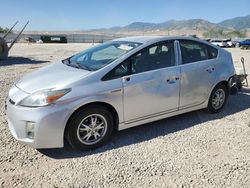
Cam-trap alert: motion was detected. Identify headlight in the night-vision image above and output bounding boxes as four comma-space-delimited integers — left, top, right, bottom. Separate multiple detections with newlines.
18, 88, 71, 107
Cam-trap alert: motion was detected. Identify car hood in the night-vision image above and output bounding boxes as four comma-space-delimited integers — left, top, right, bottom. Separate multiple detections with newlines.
16, 62, 90, 93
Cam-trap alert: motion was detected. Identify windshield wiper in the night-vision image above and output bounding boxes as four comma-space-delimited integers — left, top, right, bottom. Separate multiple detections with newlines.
75, 63, 92, 71
62, 58, 71, 65
62, 58, 91, 71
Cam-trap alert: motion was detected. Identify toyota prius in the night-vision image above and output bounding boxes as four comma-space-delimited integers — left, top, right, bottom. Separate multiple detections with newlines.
5, 36, 236, 150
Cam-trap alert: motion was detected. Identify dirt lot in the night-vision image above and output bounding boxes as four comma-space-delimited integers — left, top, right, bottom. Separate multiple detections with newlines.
0, 43, 250, 188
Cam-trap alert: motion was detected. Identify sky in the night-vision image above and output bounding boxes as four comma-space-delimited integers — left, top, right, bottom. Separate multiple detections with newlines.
0, 0, 250, 31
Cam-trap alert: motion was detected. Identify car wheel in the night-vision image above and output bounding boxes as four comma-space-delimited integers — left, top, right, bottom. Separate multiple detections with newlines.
65, 105, 114, 150
236, 82, 242, 90
207, 84, 228, 113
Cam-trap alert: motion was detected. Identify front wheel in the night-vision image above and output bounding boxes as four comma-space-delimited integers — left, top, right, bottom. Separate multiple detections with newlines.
207, 84, 228, 113
65, 105, 114, 150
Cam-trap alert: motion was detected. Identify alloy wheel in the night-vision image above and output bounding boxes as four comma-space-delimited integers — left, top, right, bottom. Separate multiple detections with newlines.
211, 89, 225, 110
77, 114, 107, 145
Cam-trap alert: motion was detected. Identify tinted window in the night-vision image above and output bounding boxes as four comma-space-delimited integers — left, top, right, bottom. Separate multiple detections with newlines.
102, 60, 130, 80
149, 46, 157, 54
180, 40, 210, 64
208, 46, 218, 59
131, 41, 175, 74
102, 41, 175, 80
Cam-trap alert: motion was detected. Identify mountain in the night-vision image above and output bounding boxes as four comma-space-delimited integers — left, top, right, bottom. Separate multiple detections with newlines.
102, 19, 221, 32
157, 19, 219, 30
218, 15, 250, 29
88, 15, 250, 33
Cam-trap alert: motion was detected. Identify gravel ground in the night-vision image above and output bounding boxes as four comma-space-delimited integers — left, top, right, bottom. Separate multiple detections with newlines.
0, 43, 250, 188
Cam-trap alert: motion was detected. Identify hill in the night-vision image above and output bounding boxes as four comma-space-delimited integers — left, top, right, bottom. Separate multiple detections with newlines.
89, 15, 250, 34
102, 19, 221, 32
218, 15, 250, 29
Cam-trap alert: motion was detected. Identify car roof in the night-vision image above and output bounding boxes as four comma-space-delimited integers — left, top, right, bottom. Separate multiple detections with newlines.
113, 36, 163, 43
113, 35, 204, 44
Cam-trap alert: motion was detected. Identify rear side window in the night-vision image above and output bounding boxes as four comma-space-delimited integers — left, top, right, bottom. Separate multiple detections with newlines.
179, 40, 208, 64
179, 40, 218, 64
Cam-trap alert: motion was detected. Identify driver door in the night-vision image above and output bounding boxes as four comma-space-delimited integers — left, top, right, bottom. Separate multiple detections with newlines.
122, 41, 180, 122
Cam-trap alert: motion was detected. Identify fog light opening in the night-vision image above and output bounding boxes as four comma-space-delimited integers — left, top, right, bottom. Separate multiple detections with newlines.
27, 131, 34, 139
26, 121, 35, 139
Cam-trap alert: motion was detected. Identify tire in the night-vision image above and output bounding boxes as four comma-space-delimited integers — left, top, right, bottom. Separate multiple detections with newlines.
0, 37, 9, 60
207, 84, 228, 113
65, 105, 114, 150
236, 82, 242, 91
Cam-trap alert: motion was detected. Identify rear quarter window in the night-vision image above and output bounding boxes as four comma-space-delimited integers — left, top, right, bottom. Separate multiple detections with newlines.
208, 46, 218, 59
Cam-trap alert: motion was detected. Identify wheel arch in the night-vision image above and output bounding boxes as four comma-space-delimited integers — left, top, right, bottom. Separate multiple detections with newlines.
209, 80, 229, 93
64, 101, 119, 138
217, 80, 229, 91
209, 80, 229, 99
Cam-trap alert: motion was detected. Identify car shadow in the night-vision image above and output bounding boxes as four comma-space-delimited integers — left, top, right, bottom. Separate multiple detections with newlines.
0, 57, 49, 66
38, 88, 250, 159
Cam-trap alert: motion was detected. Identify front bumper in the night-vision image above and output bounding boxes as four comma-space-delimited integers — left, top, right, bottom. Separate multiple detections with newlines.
5, 98, 72, 149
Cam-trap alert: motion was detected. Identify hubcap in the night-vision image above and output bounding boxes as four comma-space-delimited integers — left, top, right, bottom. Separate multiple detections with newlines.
212, 89, 225, 110
77, 114, 107, 145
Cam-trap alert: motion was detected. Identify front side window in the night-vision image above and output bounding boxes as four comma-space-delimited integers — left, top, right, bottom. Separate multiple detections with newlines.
102, 60, 130, 80
131, 41, 175, 74
63, 41, 141, 71
103, 41, 176, 80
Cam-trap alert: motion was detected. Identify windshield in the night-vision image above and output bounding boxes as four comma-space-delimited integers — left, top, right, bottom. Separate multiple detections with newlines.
64, 41, 141, 71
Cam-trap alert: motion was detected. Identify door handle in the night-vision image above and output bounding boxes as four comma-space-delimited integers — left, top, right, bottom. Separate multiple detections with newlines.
166, 76, 179, 83
166, 79, 175, 84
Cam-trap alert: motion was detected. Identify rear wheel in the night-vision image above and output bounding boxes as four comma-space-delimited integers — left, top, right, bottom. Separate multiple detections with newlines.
207, 84, 228, 113
65, 105, 114, 150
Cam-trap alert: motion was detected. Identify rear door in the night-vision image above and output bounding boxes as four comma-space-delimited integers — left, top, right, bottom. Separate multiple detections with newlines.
178, 40, 218, 108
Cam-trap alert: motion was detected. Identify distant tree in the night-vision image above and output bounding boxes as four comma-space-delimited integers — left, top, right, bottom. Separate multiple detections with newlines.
0, 27, 11, 33
203, 29, 246, 38
225, 30, 246, 38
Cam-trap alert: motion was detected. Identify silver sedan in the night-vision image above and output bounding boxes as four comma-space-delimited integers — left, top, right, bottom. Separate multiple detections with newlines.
6, 36, 236, 150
